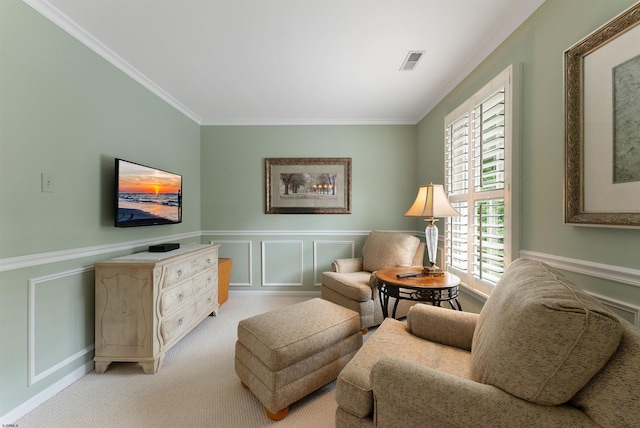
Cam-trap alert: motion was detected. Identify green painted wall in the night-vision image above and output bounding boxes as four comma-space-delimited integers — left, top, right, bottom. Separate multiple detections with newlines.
0, 1, 201, 417
2, 0, 640, 420
201, 125, 418, 231
200, 125, 420, 292
417, 0, 640, 310
0, 1, 201, 259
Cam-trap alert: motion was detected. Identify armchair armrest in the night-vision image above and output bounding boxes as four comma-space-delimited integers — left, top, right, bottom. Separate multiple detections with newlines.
371, 357, 596, 427
407, 304, 478, 351
332, 257, 363, 273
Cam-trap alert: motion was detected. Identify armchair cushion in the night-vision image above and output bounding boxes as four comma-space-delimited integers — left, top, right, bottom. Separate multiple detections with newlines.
407, 304, 478, 352
322, 271, 373, 302
336, 318, 471, 418
361, 231, 421, 272
471, 259, 623, 406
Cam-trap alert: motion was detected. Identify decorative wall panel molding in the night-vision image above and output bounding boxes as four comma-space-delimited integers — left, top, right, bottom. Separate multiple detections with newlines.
28, 267, 95, 386
313, 240, 356, 286
261, 240, 304, 286
589, 292, 640, 327
211, 240, 253, 286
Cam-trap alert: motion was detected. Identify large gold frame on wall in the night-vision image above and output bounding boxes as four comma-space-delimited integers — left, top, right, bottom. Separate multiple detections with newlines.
564, 2, 640, 227
265, 157, 352, 214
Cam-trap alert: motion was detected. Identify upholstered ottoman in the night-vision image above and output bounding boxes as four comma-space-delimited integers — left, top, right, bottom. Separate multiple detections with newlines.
235, 298, 362, 420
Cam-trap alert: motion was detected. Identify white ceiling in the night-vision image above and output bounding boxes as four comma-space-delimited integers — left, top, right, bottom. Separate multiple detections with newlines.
25, 0, 545, 125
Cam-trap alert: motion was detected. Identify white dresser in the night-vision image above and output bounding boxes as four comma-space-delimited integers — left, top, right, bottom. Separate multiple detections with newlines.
94, 244, 220, 374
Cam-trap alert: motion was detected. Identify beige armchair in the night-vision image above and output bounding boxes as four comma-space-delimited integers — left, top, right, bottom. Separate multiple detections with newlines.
335, 259, 640, 427
321, 231, 425, 330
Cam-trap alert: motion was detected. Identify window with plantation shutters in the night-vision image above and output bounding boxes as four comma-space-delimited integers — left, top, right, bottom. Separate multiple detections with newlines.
444, 65, 520, 297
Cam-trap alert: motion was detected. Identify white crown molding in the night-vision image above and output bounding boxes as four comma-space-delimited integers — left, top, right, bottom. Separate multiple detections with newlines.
414, 0, 545, 123
22, 0, 202, 124
200, 118, 419, 126
520, 250, 640, 288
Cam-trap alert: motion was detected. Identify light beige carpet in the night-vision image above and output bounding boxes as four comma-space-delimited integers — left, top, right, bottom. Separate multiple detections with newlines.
17, 295, 365, 428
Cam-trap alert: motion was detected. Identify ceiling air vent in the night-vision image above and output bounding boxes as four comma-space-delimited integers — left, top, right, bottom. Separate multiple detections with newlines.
400, 50, 425, 71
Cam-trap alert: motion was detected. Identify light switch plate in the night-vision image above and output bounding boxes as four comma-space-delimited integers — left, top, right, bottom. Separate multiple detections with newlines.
41, 173, 54, 193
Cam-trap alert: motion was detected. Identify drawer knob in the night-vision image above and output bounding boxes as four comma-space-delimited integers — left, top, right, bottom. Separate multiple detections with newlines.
177, 269, 183, 277
178, 318, 183, 326
178, 294, 184, 301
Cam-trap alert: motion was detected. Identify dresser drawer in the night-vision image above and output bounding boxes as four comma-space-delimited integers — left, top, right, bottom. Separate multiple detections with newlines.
160, 269, 217, 316
162, 251, 216, 289
160, 288, 217, 345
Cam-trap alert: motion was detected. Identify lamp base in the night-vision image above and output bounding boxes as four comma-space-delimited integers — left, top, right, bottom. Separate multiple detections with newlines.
422, 265, 446, 277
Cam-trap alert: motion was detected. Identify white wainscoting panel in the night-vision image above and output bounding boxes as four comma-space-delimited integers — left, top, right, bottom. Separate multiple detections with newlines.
28, 267, 95, 386
313, 240, 356, 286
211, 240, 252, 287
589, 292, 640, 326
261, 240, 304, 286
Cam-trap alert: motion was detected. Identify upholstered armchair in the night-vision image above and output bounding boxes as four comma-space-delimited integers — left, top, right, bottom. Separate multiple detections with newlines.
321, 231, 425, 330
335, 259, 640, 427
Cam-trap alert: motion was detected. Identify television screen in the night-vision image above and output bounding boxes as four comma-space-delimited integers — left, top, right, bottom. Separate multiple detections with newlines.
115, 158, 182, 227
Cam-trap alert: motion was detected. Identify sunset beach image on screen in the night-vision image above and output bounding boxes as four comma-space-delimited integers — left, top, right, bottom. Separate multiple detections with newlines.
115, 159, 182, 227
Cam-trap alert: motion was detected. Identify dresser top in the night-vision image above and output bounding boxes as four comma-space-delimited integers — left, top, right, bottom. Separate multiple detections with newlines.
109, 244, 219, 262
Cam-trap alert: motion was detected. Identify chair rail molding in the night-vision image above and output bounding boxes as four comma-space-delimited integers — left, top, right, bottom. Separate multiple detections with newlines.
202, 229, 376, 236
520, 250, 640, 288
0, 232, 201, 273
521, 250, 640, 326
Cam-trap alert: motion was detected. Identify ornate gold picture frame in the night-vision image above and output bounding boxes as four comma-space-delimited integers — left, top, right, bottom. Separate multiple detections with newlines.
265, 158, 352, 214
564, 2, 640, 227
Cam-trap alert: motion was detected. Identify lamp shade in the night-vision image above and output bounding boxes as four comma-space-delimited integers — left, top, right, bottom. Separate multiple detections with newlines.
404, 184, 460, 218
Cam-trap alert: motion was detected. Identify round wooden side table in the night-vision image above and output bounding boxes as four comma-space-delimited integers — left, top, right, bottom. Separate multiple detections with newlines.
374, 267, 462, 319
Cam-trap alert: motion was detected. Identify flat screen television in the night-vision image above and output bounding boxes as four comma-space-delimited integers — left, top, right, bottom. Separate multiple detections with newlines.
115, 158, 182, 227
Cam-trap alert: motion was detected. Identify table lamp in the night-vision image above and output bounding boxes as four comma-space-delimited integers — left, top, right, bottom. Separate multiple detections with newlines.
404, 183, 460, 276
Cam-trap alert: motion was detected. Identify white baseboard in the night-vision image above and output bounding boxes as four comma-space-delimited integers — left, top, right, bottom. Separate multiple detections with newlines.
229, 290, 321, 297
0, 360, 94, 425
